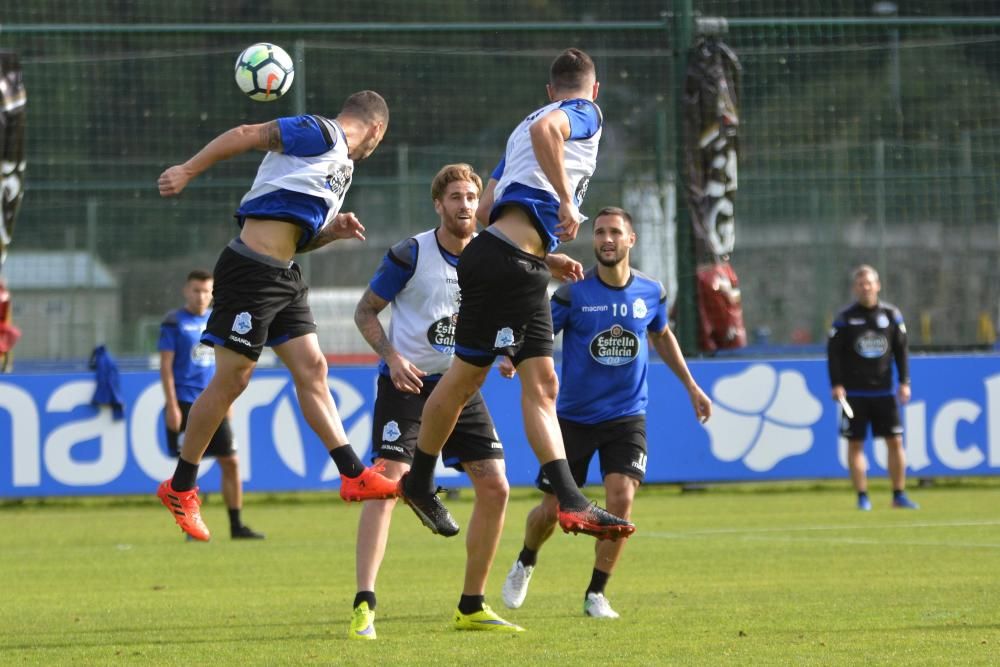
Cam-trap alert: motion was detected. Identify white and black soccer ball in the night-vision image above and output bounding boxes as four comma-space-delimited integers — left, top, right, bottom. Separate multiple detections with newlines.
234, 43, 294, 102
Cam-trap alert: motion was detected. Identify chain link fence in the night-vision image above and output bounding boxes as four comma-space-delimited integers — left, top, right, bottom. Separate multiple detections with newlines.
2, 1, 997, 360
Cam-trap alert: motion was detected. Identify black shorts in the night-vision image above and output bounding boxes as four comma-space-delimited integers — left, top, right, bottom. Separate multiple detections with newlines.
370, 374, 504, 470
839, 395, 902, 439
453, 231, 554, 367
166, 401, 236, 458
536, 415, 648, 492
202, 239, 317, 361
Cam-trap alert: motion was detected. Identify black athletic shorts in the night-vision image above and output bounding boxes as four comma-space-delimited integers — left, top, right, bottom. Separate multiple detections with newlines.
453, 231, 554, 367
202, 239, 317, 361
166, 401, 237, 458
370, 374, 504, 470
839, 395, 902, 440
536, 415, 648, 492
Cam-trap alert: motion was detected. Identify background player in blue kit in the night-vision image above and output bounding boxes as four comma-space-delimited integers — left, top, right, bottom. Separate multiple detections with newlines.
156, 91, 398, 541
159, 269, 263, 540
499, 207, 712, 618
348, 164, 522, 639
399, 48, 634, 542
828, 264, 917, 511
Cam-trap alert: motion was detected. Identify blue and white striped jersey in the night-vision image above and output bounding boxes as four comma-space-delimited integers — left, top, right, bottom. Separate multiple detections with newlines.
490, 98, 602, 253
368, 229, 462, 379
237, 114, 354, 250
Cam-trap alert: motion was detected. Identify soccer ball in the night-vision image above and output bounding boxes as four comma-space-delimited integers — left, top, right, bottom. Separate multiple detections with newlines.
234, 43, 294, 102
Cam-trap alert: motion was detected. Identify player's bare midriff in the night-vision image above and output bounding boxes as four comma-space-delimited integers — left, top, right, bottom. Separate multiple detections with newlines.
240, 217, 302, 262
491, 207, 546, 257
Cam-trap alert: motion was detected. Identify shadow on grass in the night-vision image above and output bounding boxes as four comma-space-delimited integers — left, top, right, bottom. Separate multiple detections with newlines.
3, 628, 333, 652
4, 477, 1000, 511
1, 606, 573, 651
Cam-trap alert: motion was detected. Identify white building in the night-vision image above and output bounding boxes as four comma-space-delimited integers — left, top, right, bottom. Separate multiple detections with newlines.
2, 251, 120, 359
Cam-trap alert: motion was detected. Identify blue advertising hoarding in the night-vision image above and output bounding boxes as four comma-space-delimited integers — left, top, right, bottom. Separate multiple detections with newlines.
1, 355, 998, 498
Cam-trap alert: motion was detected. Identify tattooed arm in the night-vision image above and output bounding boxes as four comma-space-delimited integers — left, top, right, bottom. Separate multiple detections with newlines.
354, 287, 425, 393
158, 121, 283, 197
354, 288, 393, 360
298, 212, 366, 253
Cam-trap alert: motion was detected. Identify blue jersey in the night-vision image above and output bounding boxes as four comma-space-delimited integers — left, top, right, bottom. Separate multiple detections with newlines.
553, 268, 668, 424
158, 308, 215, 403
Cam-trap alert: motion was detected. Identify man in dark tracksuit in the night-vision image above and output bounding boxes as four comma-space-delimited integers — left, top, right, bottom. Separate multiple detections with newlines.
827, 265, 918, 511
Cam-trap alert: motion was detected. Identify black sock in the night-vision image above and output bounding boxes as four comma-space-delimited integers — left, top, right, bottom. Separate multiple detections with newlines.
228, 508, 242, 531
404, 448, 438, 497
171, 457, 199, 492
541, 459, 588, 510
518, 545, 538, 568
330, 445, 364, 478
858, 490, 869, 500
354, 591, 376, 610
586, 568, 610, 597
892, 489, 904, 499
458, 594, 485, 615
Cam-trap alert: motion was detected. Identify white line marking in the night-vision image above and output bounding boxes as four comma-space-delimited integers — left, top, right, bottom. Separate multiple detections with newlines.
643, 519, 1000, 539
740, 535, 1000, 549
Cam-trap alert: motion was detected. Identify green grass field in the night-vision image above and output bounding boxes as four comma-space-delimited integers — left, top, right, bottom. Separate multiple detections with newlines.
2, 481, 998, 665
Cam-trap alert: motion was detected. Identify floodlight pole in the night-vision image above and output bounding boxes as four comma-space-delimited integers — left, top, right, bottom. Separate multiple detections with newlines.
672, 1, 697, 355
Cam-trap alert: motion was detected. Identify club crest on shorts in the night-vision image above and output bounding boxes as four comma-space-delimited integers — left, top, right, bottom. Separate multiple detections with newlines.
382, 420, 401, 443
232, 312, 252, 335
494, 327, 515, 348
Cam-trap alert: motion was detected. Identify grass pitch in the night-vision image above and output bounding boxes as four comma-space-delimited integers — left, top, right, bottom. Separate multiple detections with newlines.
2, 480, 998, 665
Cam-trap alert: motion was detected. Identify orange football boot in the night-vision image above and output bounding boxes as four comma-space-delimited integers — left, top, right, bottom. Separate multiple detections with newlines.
157, 479, 211, 541
340, 462, 400, 502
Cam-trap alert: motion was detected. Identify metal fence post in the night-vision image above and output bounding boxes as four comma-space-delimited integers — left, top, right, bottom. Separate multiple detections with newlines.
672, 1, 697, 354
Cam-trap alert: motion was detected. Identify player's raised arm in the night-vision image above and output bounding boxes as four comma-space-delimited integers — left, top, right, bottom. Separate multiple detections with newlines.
529, 110, 581, 241
477, 157, 503, 227
544, 252, 584, 283
298, 212, 366, 253
476, 178, 498, 227
158, 121, 283, 197
529, 110, 572, 202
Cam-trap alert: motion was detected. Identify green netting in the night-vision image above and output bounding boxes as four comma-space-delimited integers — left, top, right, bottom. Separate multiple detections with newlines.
1, 1, 998, 359
715, 11, 1000, 347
